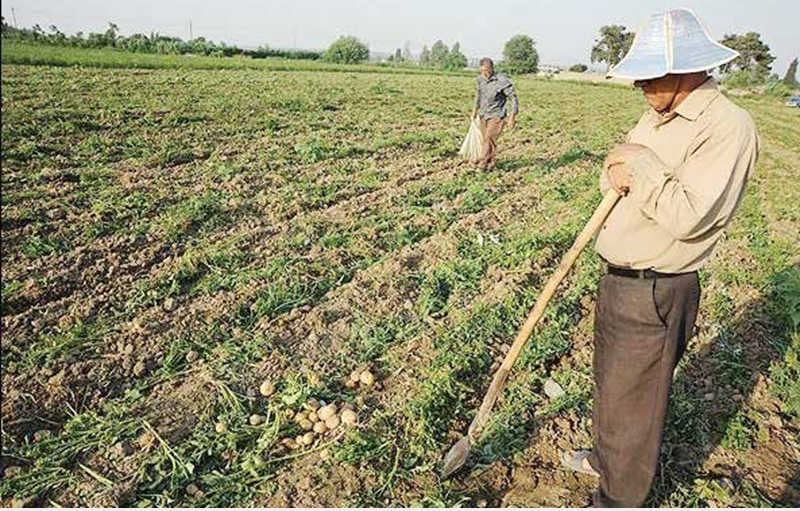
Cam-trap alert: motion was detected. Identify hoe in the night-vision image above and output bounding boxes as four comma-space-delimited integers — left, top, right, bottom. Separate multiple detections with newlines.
441, 189, 620, 478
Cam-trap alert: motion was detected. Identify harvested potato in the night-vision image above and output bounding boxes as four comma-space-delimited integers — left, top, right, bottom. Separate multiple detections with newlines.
304, 398, 320, 411
318, 404, 337, 421
349, 370, 362, 383
295, 411, 309, 423
307, 411, 319, 423
284, 409, 296, 421
301, 432, 315, 446
319, 448, 331, 461
341, 409, 358, 426
215, 421, 228, 434
259, 380, 275, 397
299, 419, 314, 431
186, 483, 199, 496
345, 380, 358, 389
249, 414, 264, 426
341, 403, 355, 412
313, 421, 328, 434
325, 414, 341, 430
359, 370, 375, 387
163, 297, 175, 311
133, 361, 147, 377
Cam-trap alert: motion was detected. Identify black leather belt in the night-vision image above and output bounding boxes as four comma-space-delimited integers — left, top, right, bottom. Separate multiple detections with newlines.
606, 265, 692, 279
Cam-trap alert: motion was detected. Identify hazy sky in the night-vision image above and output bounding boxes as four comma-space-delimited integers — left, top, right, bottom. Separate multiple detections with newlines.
3, 1, 798, 73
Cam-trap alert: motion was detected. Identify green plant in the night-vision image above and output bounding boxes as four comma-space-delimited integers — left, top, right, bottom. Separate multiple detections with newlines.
590, 25, 634, 72
323, 36, 369, 64
722, 69, 767, 89
502, 35, 539, 74
719, 32, 776, 78
764, 78, 792, 99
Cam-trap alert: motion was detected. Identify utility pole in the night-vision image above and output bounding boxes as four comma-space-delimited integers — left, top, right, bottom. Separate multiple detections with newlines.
189, 19, 193, 40
11, 7, 19, 28
293, 28, 297, 50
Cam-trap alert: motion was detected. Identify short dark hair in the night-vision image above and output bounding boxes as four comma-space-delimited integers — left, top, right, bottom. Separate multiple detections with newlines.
479, 58, 494, 68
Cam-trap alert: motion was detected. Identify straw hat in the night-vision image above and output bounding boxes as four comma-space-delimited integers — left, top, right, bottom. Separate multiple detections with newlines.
608, 8, 739, 80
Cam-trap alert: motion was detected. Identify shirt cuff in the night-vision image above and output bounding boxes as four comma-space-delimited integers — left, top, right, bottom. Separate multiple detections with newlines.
627, 149, 671, 216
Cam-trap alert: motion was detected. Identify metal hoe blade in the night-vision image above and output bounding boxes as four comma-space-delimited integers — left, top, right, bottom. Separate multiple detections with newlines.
441, 435, 472, 478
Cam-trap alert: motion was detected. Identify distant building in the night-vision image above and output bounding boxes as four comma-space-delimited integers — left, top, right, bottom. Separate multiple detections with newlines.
538, 63, 563, 74
368, 51, 392, 62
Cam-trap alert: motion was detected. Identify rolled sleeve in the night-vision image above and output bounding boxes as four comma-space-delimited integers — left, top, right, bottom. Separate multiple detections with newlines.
475, 79, 482, 109
599, 167, 612, 195
627, 120, 758, 241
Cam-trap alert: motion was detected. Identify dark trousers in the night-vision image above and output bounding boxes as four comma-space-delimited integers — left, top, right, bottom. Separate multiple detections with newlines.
588, 271, 700, 507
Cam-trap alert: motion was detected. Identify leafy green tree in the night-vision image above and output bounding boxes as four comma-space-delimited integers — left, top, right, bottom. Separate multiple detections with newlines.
430, 40, 449, 67
31, 24, 45, 41
722, 70, 766, 89
47, 25, 67, 45
443, 42, 467, 70
569, 63, 588, 73
590, 25, 634, 71
502, 34, 539, 74
719, 32, 775, 78
106, 23, 119, 45
402, 41, 411, 61
419, 44, 431, 66
323, 35, 369, 64
782, 57, 798, 88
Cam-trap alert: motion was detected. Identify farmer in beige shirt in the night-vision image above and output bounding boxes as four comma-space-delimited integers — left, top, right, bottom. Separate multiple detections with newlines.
595, 76, 758, 272
558, 9, 759, 507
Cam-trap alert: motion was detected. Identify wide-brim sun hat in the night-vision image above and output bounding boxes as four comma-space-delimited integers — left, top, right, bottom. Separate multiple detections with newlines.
608, 8, 739, 80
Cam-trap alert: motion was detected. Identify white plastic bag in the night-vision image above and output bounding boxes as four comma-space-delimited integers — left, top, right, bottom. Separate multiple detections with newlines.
459, 118, 484, 162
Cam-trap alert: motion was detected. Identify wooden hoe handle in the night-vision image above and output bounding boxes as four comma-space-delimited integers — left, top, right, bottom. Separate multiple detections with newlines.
467, 189, 620, 441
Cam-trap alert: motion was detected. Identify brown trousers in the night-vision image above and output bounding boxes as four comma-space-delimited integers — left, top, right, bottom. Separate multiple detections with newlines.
588, 271, 700, 507
478, 117, 504, 168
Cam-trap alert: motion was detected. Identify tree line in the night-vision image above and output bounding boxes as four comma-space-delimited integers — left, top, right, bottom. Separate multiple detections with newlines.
383, 35, 539, 74
0, 18, 322, 60
0, 17, 542, 73
583, 23, 797, 91
2, 16, 795, 85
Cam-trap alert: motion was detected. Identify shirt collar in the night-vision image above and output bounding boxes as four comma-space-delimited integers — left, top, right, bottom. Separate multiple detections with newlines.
672, 77, 720, 121
481, 73, 497, 82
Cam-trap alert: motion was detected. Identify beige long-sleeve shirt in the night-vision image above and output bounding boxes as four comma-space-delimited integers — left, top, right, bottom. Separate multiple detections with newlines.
595, 78, 759, 273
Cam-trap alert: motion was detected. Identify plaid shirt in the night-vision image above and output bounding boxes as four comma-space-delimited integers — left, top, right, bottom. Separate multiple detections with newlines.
474, 73, 519, 119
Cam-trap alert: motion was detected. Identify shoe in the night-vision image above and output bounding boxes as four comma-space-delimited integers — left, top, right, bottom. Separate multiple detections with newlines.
561, 450, 600, 478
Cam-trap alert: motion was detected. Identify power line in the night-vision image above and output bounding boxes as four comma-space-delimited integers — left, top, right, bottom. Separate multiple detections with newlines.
11, 6, 18, 28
